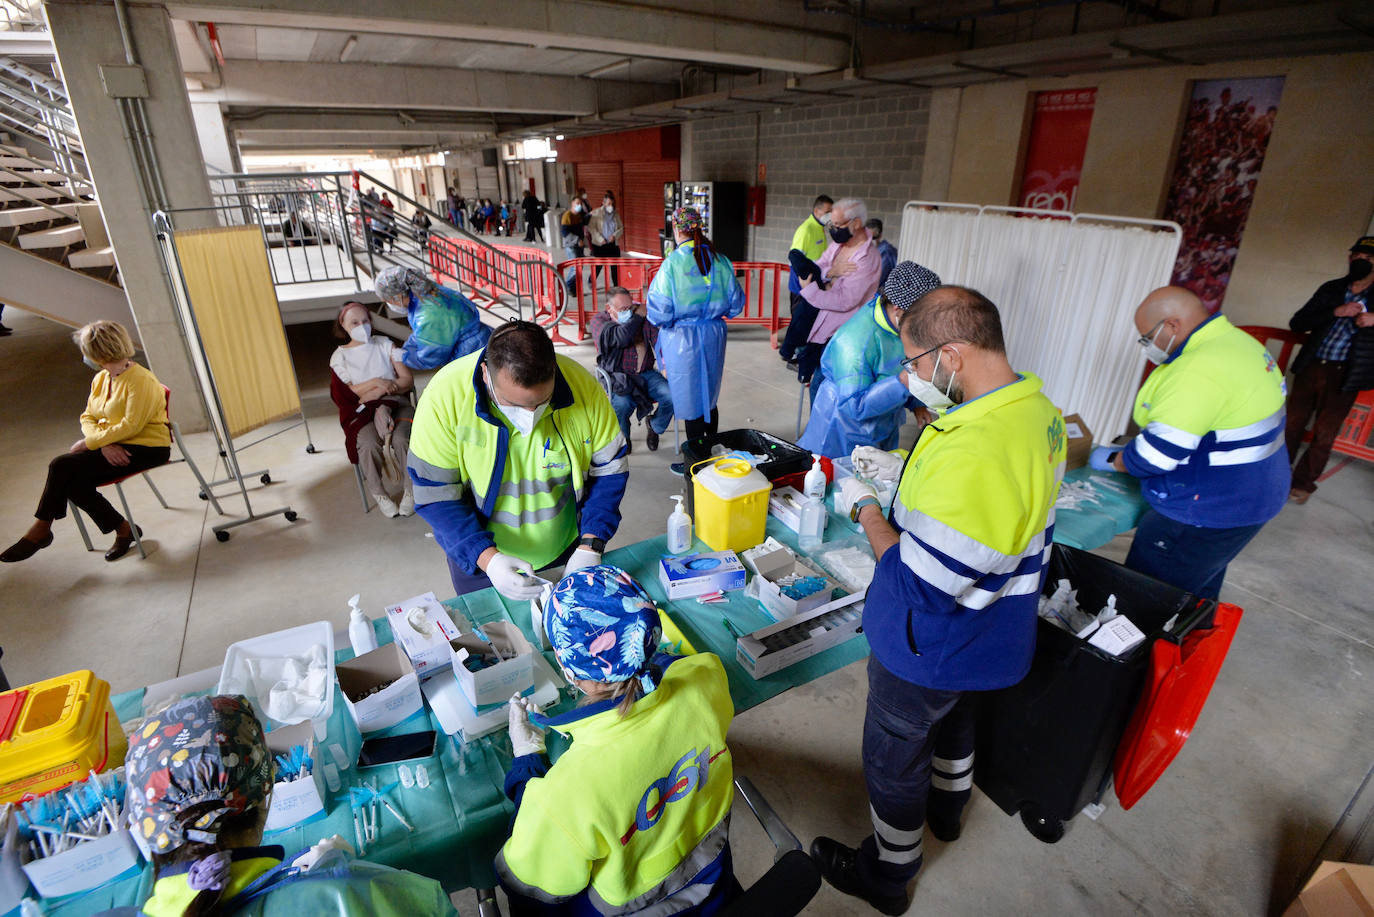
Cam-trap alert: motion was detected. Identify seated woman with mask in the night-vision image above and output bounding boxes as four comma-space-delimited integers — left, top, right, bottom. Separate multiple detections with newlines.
499, 566, 738, 916
107, 694, 455, 917
329, 301, 415, 517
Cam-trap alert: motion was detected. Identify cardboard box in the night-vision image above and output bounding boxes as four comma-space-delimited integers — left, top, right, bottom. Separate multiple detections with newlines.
21, 829, 141, 899
1088, 615, 1146, 656
385, 592, 462, 679
336, 642, 424, 734
768, 486, 807, 532
742, 539, 862, 621
735, 601, 865, 679
1282, 861, 1374, 917
262, 720, 326, 833
449, 622, 536, 708
1062, 412, 1093, 471
659, 551, 747, 600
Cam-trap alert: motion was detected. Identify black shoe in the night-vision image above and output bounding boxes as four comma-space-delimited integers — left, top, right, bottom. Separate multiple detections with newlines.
927, 814, 962, 843
1, 531, 52, 563
669, 462, 685, 476
646, 429, 660, 452
105, 525, 143, 561
0, 324, 11, 336
809, 837, 909, 915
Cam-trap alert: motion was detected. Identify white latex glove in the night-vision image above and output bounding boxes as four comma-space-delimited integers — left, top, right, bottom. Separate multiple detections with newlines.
851, 446, 903, 484
485, 552, 545, 600
839, 477, 880, 515
291, 835, 355, 872
561, 545, 602, 579
508, 694, 547, 757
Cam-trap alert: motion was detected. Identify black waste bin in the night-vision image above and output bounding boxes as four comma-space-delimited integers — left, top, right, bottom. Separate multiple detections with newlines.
974, 544, 1215, 843
679, 429, 810, 518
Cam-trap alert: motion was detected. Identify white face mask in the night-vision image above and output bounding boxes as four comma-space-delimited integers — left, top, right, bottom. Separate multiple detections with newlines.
1140, 323, 1176, 366
572, 203, 583, 213
485, 368, 549, 436
83, 356, 102, 372
906, 348, 958, 415
603, 203, 614, 214
348, 322, 371, 344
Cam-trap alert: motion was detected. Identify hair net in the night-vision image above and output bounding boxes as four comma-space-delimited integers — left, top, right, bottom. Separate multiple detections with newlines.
881, 261, 942, 311
546, 565, 662, 693
124, 695, 273, 855
374, 266, 436, 303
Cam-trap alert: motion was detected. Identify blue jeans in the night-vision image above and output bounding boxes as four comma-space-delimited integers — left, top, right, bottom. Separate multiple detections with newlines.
1124, 508, 1265, 600
857, 656, 975, 897
609, 369, 673, 441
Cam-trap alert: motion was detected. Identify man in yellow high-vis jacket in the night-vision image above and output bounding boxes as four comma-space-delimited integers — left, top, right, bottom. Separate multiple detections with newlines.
407, 321, 629, 599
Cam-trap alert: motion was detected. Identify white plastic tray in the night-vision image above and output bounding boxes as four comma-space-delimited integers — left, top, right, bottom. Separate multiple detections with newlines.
217, 621, 335, 739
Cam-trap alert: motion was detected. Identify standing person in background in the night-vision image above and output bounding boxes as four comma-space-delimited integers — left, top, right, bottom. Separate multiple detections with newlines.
446, 186, 460, 226
812, 287, 1066, 916
410, 208, 432, 250
454, 194, 466, 230
779, 194, 833, 371
796, 198, 883, 385
647, 207, 744, 471
378, 193, 397, 251
588, 191, 625, 287
561, 198, 588, 293
522, 190, 547, 242
1284, 236, 1374, 504
867, 218, 898, 289
1093, 286, 1288, 599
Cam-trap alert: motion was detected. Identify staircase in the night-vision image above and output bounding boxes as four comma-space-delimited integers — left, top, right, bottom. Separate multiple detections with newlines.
0, 55, 130, 329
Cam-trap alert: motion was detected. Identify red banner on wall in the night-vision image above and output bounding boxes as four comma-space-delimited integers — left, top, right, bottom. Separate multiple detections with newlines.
1017, 88, 1096, 212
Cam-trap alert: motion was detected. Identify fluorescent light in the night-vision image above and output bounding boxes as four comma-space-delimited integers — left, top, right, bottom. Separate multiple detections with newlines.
555, 134, 564, 140
339, 35, 358, 62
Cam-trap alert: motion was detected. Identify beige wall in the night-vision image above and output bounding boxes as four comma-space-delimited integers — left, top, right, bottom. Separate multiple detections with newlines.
945, 51, 1374, 328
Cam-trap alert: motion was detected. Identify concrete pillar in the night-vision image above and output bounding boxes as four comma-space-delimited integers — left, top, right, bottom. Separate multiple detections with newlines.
45, 0, 217, 430
190, 100, 239, 175
919, 87, 962, 203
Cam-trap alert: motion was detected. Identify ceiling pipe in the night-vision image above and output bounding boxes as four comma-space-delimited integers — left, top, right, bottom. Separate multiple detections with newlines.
204, 21, 225, 67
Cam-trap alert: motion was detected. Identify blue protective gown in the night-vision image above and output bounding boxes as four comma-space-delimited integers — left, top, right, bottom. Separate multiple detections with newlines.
646, 242, 745, 421
797, 295, 912, 457
401, 284, 492, 370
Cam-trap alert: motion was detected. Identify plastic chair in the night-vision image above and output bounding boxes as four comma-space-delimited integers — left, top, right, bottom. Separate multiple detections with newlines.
594, 364, 681, 455
69, 386, 221, 559
471, 775, 820, 917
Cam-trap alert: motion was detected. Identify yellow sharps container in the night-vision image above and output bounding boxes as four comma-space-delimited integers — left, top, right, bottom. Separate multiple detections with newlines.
691, 457, 771, 552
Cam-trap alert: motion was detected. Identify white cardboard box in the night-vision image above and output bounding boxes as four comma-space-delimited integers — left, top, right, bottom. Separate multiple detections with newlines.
1088, 615, 1146, 656
743, 540, 862, 621
21, 829, 141, 899
659, 551, 747, 600
734, 601, 865, 679
385, 592, 463, 679
449, 621, 537, 709
336, 642, 424, 734
767, 486, 807, 532
262, 720, 327, 833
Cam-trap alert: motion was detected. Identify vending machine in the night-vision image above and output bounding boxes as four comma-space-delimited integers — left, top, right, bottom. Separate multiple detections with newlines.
662, 181, 748, 262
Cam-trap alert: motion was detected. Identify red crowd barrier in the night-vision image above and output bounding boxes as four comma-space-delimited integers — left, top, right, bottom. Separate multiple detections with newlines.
549, 256, 791, 348
427, 235, 563, 320
1240, 325, 1374, 463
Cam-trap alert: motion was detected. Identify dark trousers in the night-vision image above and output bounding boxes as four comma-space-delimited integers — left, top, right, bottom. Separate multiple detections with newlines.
683, 408, 720, 440
780, 293, 817, 363
857, 656, 975, 898
1285, 361, 1357, 494
590, 242, 620, 286
37, 444, 171, 533
445, 539, 577, 598
1124, 508, 1265, 600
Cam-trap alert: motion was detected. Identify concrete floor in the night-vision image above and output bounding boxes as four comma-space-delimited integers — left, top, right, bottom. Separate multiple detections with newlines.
2, 305, 1371, 916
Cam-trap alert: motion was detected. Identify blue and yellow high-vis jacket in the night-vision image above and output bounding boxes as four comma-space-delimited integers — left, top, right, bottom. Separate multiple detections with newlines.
798, 295, 912, 457
1122, 314, 1288, 528
497, 654, 735, 916
787, 214, 829, 295
407, 351, 629, 572
864, 374, 1065, 691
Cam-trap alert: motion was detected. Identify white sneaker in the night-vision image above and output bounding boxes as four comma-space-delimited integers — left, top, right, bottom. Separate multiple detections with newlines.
374, 493, 400, 518
398, 492, 415, 516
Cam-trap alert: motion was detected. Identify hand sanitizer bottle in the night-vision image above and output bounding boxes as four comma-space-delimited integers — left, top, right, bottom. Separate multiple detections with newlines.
667, 496, 692, 554
348, 593, 378, 656
803, 454, 827, 500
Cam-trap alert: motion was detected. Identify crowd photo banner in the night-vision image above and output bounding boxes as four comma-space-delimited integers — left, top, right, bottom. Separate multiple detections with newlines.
1162, 76, 1285, 313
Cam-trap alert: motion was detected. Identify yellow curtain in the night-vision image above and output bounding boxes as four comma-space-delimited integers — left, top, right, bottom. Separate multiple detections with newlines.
173, 226, 300, 438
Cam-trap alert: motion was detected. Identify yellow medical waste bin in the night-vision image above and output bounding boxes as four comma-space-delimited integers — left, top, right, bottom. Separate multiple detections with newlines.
0, 671, 126, 803
691, 457, 770, 552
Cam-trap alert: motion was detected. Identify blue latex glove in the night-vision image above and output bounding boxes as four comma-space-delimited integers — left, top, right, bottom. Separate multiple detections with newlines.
1089, 445, 1122, 473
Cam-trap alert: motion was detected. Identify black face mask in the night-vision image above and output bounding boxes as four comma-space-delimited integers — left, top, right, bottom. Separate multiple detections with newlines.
1347, 259, 1373, 283
829, 224, 852, 244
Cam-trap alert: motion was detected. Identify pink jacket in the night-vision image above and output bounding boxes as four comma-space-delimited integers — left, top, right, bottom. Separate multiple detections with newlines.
800, 231, 883, 344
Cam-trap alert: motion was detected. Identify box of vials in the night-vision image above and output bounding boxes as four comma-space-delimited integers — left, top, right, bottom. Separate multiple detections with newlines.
733, 601, 865, 679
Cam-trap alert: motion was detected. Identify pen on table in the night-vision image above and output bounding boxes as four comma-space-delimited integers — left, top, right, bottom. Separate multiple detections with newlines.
721, 616, 744, 639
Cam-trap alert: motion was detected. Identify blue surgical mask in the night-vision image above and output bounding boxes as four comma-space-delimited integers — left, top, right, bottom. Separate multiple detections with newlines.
83, 356, 101, 372
614, 309, 633, 325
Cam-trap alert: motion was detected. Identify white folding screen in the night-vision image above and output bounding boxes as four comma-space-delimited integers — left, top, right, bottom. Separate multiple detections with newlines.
897, 202, 1181, 440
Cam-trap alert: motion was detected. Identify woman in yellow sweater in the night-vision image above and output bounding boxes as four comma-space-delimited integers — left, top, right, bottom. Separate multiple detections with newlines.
2, 321, 171, 563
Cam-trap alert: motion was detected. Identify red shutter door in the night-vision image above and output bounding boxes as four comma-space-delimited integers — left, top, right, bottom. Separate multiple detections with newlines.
623, 160, 679, 255
574, 162, 622, 213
